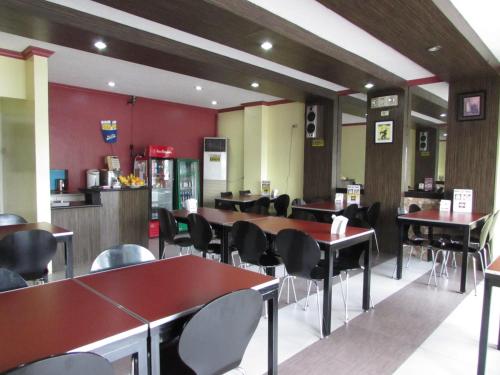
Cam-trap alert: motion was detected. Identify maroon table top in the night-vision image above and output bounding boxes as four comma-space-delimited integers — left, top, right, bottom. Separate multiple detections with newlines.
172, 207, 266, 225
215, 194, 276, 203
486, 256, 500, 278
250, 216, 373, 246
0, 280, 146, 373
77, 256, 277, 328
292, 201, 365, 212
398, 209, 488, 226
0, 222, 73, 240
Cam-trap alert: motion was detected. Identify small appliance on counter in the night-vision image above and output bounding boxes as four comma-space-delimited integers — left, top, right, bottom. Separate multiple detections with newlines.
50, 169, 68, 192
100, 169, 120, 188
86, 169, 100, 188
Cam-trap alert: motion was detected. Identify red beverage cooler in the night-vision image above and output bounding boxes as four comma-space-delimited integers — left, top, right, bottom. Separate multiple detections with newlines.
134, 145, 175, 237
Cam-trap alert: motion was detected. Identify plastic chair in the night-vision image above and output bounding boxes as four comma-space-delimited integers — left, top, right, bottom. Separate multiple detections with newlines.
276, 229, 326, 338
90, 244, 155, 273
274, 194, 290, 217
404, 204, 428, 267
0, 214, 27, 226
0, 230, 57, 282
365, 202, 381, 254
158, 208, 193, 257
248, 196, 270, 215
187, 213, 221, 259
239, 190, 251, 196
288, 210, 317, 222
0, 268, 28, 292
160, 289, 262, 375
342, 204, 359, 221
220, 191, 233, 198
4, 352, 113, 375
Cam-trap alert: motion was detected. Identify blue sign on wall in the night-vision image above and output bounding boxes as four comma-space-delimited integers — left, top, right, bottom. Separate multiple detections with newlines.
101, 120, 118, 143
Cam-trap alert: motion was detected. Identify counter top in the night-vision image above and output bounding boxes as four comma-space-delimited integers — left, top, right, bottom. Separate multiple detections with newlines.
80, 186, 148, 193
404, 190, 444, 199
51, 201, 102, 210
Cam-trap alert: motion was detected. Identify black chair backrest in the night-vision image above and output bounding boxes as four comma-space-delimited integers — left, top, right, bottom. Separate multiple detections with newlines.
342, 204, 359, 220
187, 213, 213, 251
248, 196, 270, 215
158, 208, 178, 244
215, 200, 237, 211
0, 268, 28, 293
274, 194, 290, 217
276, 229, 321, 279
178, 289, 262, 375
90, 244, 155, 273
239, 190, 251, 196
366, 202, 381, 227
0, 214, 27, 226
288, 210, 317, 222
335, 218, 369, 270
4, 352, 113, 375
231, 221, 268, 265
0, 230, 57, 281
220, 191, 233, 198
408, 204, 423, 236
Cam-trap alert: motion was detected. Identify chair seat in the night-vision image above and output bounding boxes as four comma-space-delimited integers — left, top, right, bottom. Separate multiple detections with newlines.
207, 240, 222, 254
174, 235, 193, 247
259, 251, 282, 267
407, 236, 426, 245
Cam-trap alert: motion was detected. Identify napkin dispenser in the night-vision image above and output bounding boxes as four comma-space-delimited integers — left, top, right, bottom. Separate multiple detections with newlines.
330, 215, 348, 235
184, 198, 198, 212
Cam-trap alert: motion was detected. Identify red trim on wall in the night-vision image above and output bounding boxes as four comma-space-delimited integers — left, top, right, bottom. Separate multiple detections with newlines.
337, 89, 358, 96
22, 46, 55, 59
407, 76, 442, 86
218, 99, 294, 113
0, 48, 24, 59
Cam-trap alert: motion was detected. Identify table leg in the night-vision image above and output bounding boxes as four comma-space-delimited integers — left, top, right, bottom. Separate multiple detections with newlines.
477, 278, 492, 375
150, 328, 161, 375
427, 227, 434, 262
159, 234, 165, 259
460, 226, 470, 293
221, 226, 230, 264
267, 291, 278, 375
322, 247, 334, 337
397, 222, 403, 279
362, 234, 372, 310
64, 236, 74, 279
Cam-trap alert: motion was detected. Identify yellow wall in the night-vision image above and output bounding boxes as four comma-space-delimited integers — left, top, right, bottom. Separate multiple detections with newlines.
437, 140, 446, 181
217, 102, 305, 205
340, 124, 366, 185
0, 56, 26, 99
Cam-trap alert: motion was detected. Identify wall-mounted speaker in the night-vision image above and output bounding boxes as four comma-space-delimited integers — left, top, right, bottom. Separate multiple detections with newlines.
419, 131, 428, 151
306, 105, 319, 138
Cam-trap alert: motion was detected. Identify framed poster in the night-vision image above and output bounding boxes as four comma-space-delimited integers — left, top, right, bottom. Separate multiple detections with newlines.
457, 91, 485, 121
374, 120, 393, 143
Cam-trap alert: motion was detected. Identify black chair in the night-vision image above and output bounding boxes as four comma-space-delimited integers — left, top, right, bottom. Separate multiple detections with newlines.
0, 268, 28, 292
0, 214, 27, 226
158, 208, 193, 258
160, 289, 261, 375
0, 230, 57, 282
239, 190, 251, 196
221, 191, 233, 198
4, 352, 113, 375
90, 244, 155, 273
276, 229, 326, 338
274, 194, 290, 217
342, 203, 359, 221
365, 202, 381, 254
248, 196, 270, 215
288, 210, 317, 222
187, 213, 222, 259
404, 204, 428, 268
216, 192, 237, 211
231, 221, 281, 273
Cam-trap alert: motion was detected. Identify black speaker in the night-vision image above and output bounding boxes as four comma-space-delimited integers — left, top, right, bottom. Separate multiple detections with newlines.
306, 105, 318, 138
419, 131, 428, 151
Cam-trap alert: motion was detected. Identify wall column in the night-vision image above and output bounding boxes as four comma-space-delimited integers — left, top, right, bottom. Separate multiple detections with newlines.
243, 105, 269, 193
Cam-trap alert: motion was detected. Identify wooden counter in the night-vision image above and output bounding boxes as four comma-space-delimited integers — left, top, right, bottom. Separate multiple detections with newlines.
51, 188, 149, 273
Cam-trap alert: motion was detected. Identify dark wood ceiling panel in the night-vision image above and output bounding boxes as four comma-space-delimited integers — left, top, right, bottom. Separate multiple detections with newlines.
94, 0, 405, 91
318, 0, 497, 80
0, 0, 342, 101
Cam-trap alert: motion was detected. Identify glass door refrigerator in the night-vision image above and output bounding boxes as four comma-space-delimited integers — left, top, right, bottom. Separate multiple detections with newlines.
146, 145, 175, 238
175, 158, 200, 231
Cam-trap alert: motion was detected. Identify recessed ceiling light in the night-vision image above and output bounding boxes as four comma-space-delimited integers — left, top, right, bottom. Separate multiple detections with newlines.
107, 81, 115, 87
443, 133, 448, 137
440, 113, 447, 117
427, 45, 442, 53
94, 40, 107, 50
261, 41, 273, 50
211, 100, 218, 106
251, 82, 260, 88
364, 82, 375, 89
195, 85, 202, 91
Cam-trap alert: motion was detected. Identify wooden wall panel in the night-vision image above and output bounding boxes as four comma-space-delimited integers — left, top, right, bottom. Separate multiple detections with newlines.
303, 97, 335, 201
364, 89, 408, 252
445, 77, 500, 213
119, 189, 149, 247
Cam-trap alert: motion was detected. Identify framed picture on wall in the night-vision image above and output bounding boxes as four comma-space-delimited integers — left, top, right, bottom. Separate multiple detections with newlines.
457, 91, 486, 121
374, 120, 393, 144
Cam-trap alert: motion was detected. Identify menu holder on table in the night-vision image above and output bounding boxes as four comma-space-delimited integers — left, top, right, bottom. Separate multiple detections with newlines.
453, 189, 473, 213
439, 199, 451, 212
335, 193, 344, 205
346, 184, 361, 205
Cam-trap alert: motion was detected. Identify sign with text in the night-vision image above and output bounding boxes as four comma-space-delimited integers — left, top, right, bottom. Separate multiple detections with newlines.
346, 184, 361, 205
453, 189, 473, 213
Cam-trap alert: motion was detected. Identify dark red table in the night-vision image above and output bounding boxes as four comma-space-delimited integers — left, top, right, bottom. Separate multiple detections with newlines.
478, 256, 500, 374
0, 222, 74, 278
0, 280, 148, 374
76, 256, 279, 375
172, 207, 265, 262
397, 210, 488, 293
291, 201, 366, 222
214, 194, 276, 211
244, 216, 374, 337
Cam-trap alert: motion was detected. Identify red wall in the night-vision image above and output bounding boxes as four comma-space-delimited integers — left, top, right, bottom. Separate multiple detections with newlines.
49, 83, 217, 190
